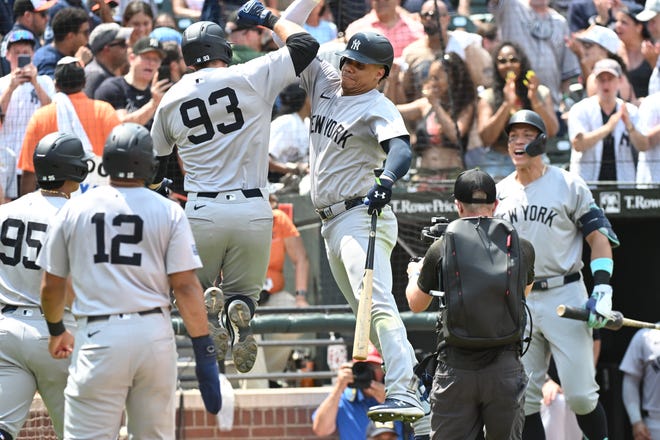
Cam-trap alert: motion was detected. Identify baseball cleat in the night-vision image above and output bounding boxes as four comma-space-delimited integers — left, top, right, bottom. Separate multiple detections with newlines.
226, 299, 257, 373
204, 287, 229, 361
204, 287, 224, 321
367, 398, 425, 423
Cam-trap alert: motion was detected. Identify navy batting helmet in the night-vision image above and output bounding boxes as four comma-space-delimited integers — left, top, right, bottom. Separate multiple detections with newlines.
337, 32, 394, 77
100, 123, 158, 182
182, 21, 232, 67
505, 110, 547, 157
33, 132, 93, 184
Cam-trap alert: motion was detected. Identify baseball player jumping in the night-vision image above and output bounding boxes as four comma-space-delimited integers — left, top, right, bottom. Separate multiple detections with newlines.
0, 132, 91, 440
39, 123, 221, 439
150, 1, 320, 373
270, 0, 425, 425
495, 110, 619, 440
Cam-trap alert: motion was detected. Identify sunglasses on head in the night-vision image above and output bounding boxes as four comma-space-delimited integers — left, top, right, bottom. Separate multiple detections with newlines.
497, 56, 520, 65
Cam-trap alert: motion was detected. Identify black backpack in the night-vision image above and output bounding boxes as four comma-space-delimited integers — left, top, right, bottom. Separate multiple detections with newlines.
437, 216, 526, 349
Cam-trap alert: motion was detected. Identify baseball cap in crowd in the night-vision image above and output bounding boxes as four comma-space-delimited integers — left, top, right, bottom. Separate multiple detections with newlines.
89, 23, 133, 54
150, 27, 183, 45
5, 30, 37, 48
593, 58, 623, 78
637, 0, 660, 21
365, 343, 383, 365
54, 56, 85, 91
578, 25, 622, 55
132, 37, 166, 59
366, 421, 398, 439
453, 168, 496, 204
13, 0, 57, 15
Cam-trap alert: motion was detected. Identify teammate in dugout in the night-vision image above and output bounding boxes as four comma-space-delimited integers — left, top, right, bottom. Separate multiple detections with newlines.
150, 0, 319, 374
405, 169, 535, 440
271, 0, 425, 424
494, 109, 619, 440
38, 123, 221, 439
0, 132, 91, 440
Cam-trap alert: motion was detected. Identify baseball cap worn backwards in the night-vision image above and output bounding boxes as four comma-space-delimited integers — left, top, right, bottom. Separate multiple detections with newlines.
453, 169, 496, 204
593, 58, 623, 78
132, 37, 166, 59
5, 29, 37, 48
637, 0, 660, 21
13, 0, 57, 15
89, 23, 133, 54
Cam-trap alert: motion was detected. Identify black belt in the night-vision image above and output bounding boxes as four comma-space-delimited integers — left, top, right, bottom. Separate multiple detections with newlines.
197, 189, 262, 199
1, 304, 42, 313
316, 197, 364, 220
87, 307, 162, 323
532, 272, 581, 291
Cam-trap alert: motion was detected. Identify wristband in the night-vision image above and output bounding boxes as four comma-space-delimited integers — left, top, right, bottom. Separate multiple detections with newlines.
590, 258, 613, 276
264, 13, 279, 29
295, 289, 307, 297
47, 320, 66, 336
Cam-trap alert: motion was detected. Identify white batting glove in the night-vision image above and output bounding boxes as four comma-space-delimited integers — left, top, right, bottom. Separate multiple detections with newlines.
586, 284, 613, 329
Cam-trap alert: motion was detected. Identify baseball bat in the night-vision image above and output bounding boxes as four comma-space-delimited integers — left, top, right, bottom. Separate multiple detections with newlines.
556, 305, 660, 331
353, 211, 378, 360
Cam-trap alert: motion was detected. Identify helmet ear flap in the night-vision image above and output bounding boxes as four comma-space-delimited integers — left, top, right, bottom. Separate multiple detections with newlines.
524, 133, 547, 157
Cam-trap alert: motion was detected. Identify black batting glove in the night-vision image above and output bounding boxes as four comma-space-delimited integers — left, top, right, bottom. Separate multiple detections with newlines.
365, 177, 393, 215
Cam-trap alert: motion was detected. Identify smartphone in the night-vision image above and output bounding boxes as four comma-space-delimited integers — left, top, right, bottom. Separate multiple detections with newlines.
157, 64, 171, 83
18, 54, 31, 68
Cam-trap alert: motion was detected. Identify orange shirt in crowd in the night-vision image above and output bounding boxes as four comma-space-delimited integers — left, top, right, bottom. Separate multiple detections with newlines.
18, 92, 120, 173
266, 208, 300, 294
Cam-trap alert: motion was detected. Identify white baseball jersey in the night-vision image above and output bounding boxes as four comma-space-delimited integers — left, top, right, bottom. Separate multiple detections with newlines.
269, 112, 310, 163
151, 47, 299, 193
0, 74, 55, 159
495, 166, 594, 279
37, 186, 201, 316
298, 59, 408, 209
0, 191, 67, 306
636, 92, 660, 185
620, 328, 660, 414
568, 96, 640, 183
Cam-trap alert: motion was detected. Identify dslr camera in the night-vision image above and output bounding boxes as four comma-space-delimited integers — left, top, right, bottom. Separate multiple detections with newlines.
420, 216, 450, 244
348, 362, 375, 389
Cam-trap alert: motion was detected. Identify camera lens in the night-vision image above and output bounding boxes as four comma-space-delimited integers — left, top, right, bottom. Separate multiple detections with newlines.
349, 362, 375, 389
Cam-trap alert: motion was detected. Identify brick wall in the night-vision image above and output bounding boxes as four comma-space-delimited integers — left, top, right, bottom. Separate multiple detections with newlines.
19, 388, 339, 440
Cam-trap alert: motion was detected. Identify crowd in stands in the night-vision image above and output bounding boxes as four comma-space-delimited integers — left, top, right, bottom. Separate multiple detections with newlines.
0, 0, 659, 438
1, 0, 659, 202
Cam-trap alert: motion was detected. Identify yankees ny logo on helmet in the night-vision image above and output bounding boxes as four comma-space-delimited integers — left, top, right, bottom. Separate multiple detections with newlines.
351, 39, 361, 51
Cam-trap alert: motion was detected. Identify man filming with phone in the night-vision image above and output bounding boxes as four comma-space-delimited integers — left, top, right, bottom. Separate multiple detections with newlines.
312, 344, 410, 439
0, 29, 54, 200
94, 36, 171, 129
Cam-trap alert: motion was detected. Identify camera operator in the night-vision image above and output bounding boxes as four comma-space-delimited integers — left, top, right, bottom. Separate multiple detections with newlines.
312, 345, 409, 439
405, 169, 536, 440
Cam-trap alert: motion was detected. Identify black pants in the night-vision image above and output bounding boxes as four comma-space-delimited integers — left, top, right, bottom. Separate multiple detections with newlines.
430, 350, 527, 440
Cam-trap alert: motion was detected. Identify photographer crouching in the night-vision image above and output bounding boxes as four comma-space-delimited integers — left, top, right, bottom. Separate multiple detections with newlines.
312, 345, 411, 439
